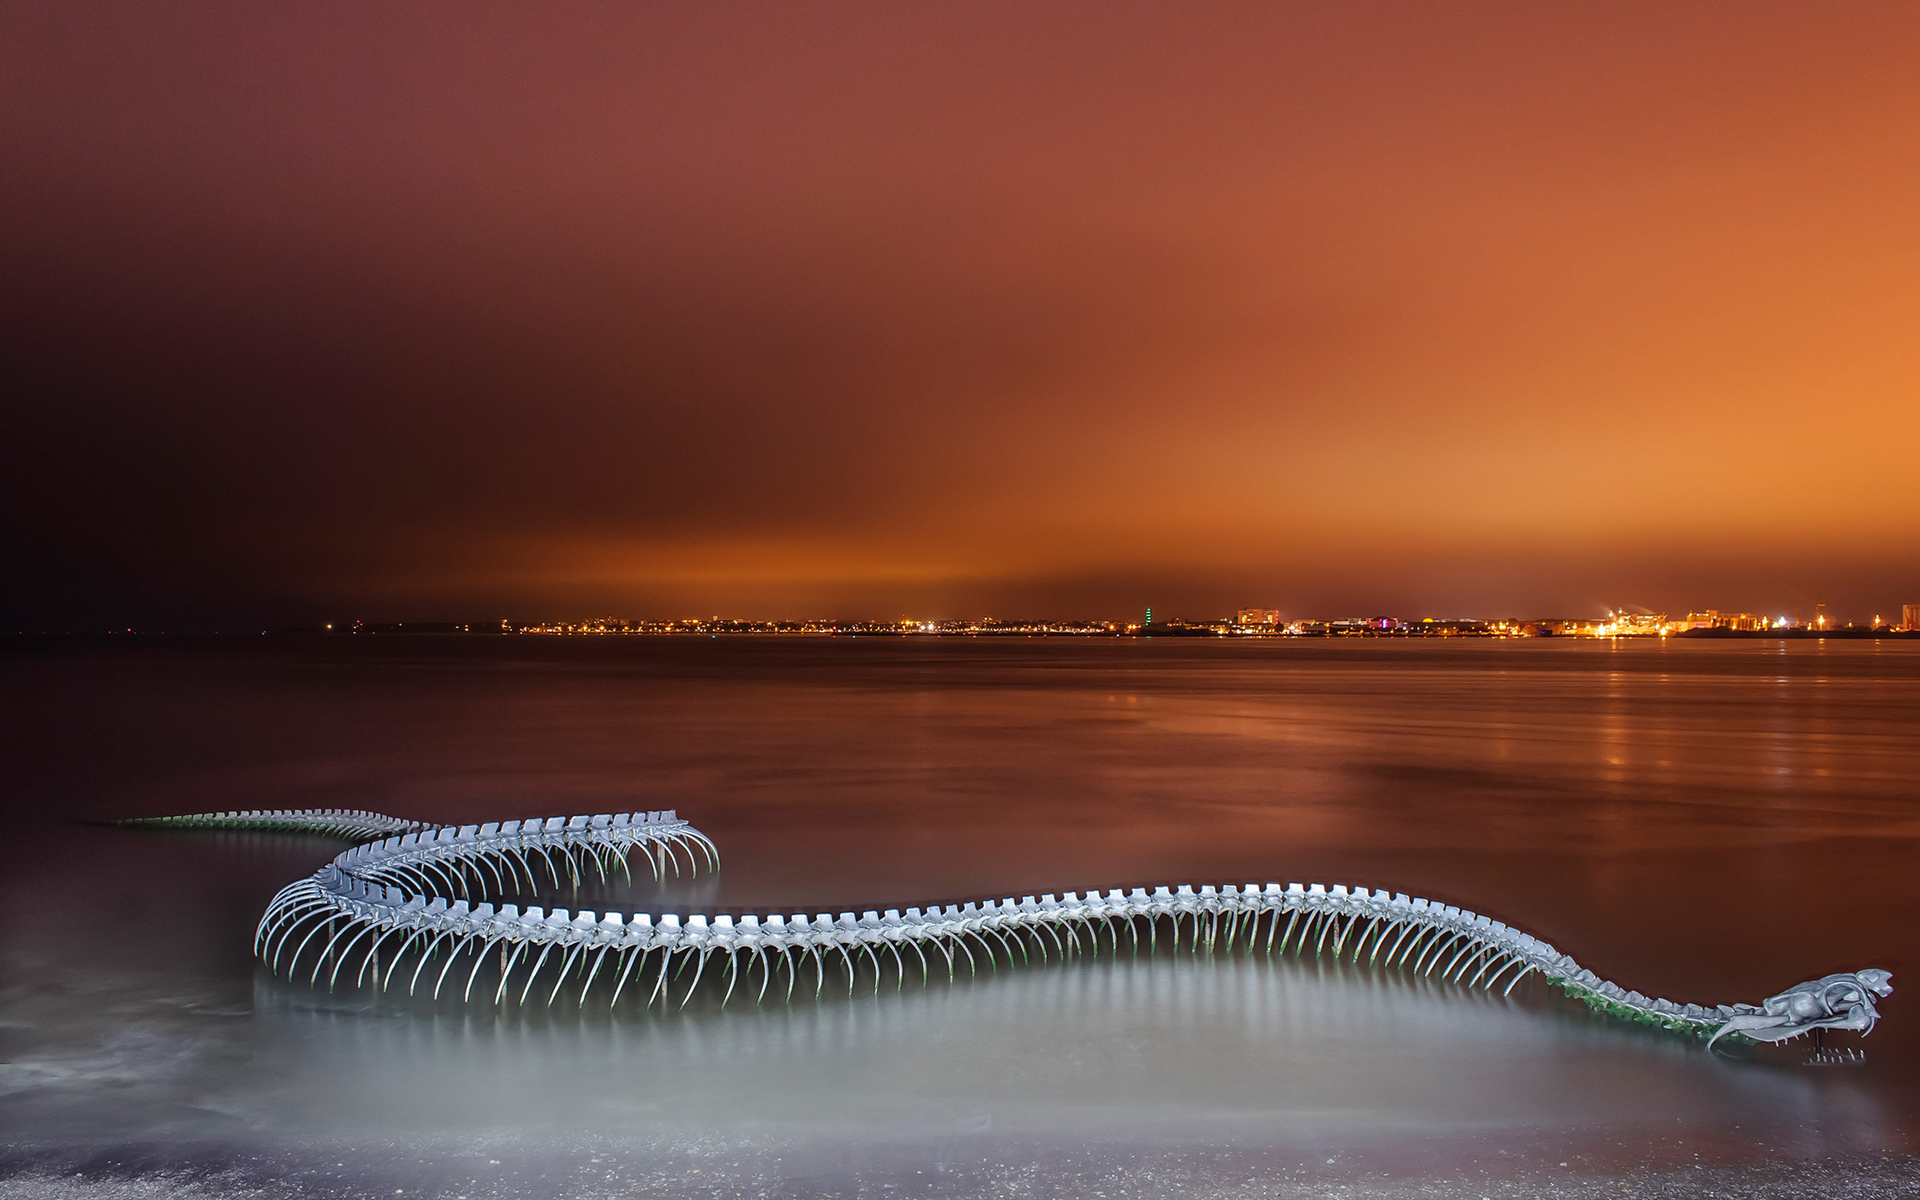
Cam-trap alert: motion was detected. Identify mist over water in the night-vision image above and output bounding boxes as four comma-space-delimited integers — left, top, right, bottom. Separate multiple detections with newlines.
2, 636, 1915, 1190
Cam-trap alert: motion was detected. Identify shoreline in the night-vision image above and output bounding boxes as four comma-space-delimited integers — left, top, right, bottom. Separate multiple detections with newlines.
6, 1132, 1917, 1199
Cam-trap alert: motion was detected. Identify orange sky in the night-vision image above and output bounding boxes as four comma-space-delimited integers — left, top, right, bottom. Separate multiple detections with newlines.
4, 2, 1917, 623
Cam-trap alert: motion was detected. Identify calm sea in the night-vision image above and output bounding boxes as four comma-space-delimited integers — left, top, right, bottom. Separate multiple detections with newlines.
2, 635, 1915, 1195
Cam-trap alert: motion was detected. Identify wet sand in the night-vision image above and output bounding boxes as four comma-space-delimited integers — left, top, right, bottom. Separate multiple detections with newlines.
5, 1133, 1920, 1199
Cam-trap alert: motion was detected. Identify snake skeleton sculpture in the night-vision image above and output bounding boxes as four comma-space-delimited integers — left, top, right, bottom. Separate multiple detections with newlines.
125, 808, 1892, 1054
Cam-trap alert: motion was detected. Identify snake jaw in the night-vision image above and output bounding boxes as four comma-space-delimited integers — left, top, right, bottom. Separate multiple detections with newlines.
1705, 971, 1893, 1050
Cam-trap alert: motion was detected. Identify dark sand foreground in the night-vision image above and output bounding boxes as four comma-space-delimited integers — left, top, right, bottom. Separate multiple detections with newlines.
5, 1135, 1918, 1200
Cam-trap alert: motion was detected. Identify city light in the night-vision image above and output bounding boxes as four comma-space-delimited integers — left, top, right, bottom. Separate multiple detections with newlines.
427, 604, 1919, 640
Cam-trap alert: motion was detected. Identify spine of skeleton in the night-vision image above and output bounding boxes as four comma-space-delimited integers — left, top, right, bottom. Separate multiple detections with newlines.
142, 808, 1889, 1047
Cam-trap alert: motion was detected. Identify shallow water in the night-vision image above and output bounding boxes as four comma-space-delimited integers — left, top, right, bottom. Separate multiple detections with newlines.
1, 636, 1915, 1190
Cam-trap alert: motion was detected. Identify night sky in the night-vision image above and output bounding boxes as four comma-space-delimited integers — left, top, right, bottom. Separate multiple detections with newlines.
5, 3, 1918, 627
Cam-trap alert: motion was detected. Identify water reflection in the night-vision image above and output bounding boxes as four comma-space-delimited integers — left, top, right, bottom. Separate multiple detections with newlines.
3, 636, 1916, 1175
222, 950, 1893, 1152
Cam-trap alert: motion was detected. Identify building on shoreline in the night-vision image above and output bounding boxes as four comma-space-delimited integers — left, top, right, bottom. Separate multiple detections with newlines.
1669, 611, 1771, 632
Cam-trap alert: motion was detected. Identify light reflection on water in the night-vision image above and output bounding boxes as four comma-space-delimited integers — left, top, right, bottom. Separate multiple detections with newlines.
4, 893, 1894, 1157
1, 636, 1916, 1174
247, 956, 1850, 1138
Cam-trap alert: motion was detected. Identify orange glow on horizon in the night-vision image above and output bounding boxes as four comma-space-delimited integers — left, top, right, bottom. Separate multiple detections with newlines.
4, 2, 1918, 622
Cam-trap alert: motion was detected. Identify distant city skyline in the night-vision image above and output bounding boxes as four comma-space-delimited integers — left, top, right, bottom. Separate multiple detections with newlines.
49, 602, 1917, 639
